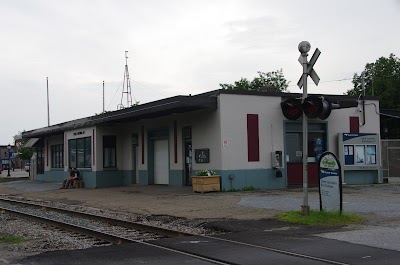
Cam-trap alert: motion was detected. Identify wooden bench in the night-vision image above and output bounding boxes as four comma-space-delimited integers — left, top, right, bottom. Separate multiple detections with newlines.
74, 179, 84, 188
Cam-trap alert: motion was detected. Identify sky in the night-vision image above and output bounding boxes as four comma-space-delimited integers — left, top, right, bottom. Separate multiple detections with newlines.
1, 0, 400, 144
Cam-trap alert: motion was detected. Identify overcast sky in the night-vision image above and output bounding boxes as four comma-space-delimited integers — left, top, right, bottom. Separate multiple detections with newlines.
1, 0, 400, 144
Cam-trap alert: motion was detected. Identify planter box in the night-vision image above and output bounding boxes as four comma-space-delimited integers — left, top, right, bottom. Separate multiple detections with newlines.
192, 176, 221, 193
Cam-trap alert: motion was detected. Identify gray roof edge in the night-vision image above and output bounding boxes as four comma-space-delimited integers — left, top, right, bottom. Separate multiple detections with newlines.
22, 94, 217, 139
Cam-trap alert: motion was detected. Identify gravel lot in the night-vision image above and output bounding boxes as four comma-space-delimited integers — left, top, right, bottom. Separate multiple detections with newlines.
1, 178, 400, 263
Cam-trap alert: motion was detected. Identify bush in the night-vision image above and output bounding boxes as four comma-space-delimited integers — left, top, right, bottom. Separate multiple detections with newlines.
196, 170, 217, 176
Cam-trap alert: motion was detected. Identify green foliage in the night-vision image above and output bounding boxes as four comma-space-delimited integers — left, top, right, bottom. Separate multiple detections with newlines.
276, 210, 365, 226
0, 233, 26, 243
222, 186, 257, 192
196, 170, 217, 176
220, 70, 289, 92
16, 138, 34, 161
346, 53, 400, 110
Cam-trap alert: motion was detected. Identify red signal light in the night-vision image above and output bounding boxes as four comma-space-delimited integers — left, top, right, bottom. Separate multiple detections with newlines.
281, 98, 302, 120
302, 96, 323, 118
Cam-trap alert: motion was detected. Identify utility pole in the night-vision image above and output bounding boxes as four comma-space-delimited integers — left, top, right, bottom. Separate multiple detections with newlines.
103, 81, 105, 113
362, 71, 365, 97
47, 77, 50, 126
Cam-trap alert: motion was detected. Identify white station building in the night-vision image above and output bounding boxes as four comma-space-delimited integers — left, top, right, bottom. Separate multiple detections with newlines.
22, 90, 382, 189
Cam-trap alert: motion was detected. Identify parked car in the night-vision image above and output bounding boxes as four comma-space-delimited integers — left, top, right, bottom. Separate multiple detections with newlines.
25, 163, 30, 172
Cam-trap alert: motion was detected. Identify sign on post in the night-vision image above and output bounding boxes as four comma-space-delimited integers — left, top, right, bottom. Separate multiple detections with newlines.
318, 151, 342, 212
297, 48, 321, 89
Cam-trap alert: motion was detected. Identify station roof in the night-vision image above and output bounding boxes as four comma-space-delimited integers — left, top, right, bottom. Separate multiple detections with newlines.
22, 89, 379, 139
22, 93, 218, 138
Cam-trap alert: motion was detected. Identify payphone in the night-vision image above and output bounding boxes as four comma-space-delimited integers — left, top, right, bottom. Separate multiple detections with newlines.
272, 151, 283, 168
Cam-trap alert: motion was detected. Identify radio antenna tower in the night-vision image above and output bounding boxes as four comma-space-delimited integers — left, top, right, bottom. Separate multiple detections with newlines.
118, 51, 133, 109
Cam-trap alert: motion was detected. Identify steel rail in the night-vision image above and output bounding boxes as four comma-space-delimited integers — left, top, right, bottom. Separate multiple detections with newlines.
0, 204, 232, 265
0, 197, 193, 238
0, 206, 129, 245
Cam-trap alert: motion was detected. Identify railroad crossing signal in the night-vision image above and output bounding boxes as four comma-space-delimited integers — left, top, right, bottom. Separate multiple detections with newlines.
281, 96, 336, 120
297, 48, 321, 89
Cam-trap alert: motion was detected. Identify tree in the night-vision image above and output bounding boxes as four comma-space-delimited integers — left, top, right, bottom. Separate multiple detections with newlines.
346, 53, 400, 109
346, 54, 400, 139
15, 137, 34, 161
220, 69, 290, 92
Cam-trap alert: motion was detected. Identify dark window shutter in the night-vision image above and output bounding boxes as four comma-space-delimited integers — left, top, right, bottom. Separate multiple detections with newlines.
247, 114, 259, 161
350, 116, 359, 133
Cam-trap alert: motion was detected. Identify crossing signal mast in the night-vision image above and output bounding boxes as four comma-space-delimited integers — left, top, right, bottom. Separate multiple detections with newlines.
281, 42, 339, 216
118, 51, 134, 110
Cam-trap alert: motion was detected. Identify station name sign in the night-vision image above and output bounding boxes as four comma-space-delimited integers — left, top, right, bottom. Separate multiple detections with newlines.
318, 151, 342, 212
73, 131, 85, 136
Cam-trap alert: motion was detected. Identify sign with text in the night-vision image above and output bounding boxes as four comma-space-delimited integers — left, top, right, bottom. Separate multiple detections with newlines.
318, 151, 342, 212
195, 148, 210, 163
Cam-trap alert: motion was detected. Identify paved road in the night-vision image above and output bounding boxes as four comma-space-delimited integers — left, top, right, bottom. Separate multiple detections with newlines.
0, 168, 29, 178
238, 184, 400, 252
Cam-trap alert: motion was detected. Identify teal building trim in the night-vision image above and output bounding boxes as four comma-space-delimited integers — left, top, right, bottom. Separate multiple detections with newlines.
169, 170, 184, 186
95, 170, 123, 188
139, 170, 150, 185
35, 170, 67, 182
344, 170, 379, 185
121, 170, 135, 186
220, 168, 286, 190
35, 168, 286, 190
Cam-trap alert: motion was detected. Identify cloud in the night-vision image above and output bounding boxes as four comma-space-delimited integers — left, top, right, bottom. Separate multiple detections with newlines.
225, 15, 301, 52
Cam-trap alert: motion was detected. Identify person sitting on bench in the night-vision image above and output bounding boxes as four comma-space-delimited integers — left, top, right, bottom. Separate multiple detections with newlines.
61, 171, 76, 189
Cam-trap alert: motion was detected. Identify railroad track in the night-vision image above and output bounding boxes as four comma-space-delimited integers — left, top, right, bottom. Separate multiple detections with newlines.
0, 197, 350, 265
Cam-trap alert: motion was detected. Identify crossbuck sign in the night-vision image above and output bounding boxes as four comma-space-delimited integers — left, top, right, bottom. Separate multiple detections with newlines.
297, 48, 321, 89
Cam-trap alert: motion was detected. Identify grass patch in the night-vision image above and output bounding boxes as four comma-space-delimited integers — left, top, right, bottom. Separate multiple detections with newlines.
0, 233, 26, 244
222, 186, 257, 192
276, 210, 365, 226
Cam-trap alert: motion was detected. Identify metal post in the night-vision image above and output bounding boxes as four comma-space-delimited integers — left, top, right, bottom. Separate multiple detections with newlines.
103, 81, 105, 113
7, 144, 11, 177
298, 41, 311, 216
47, 77, 50, 126
361, 71, 365, 97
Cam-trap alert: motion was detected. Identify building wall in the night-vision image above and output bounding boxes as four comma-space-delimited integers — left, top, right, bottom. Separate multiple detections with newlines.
190, 109, 222, 173
331, 100, 381, 184
325, 100, 380, 155
217, 94, 286, 190
31, 95, 382, 189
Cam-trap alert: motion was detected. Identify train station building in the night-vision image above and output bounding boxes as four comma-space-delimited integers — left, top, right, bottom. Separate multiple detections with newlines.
22, 89, 382, 189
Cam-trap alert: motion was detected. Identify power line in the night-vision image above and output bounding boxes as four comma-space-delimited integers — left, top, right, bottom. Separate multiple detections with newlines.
288, 76, 353, 87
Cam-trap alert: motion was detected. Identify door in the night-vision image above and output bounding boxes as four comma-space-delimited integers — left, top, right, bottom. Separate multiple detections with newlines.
154, 139, 169, 184
131, 145, 139, 184
286, 132, 325, 186
388, 148, 400, 178
184, 141, 192, 185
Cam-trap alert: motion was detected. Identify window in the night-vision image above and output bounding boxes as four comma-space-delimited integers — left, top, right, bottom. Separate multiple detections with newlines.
51, 144, 64, 168
103, 135, 116, 168
68, 137, 91, 168
286, 132, 326, 163
36, 147, 44, 174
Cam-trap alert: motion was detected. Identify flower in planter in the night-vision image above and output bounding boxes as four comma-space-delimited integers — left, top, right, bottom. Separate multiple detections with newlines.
196, 170, 217, 176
